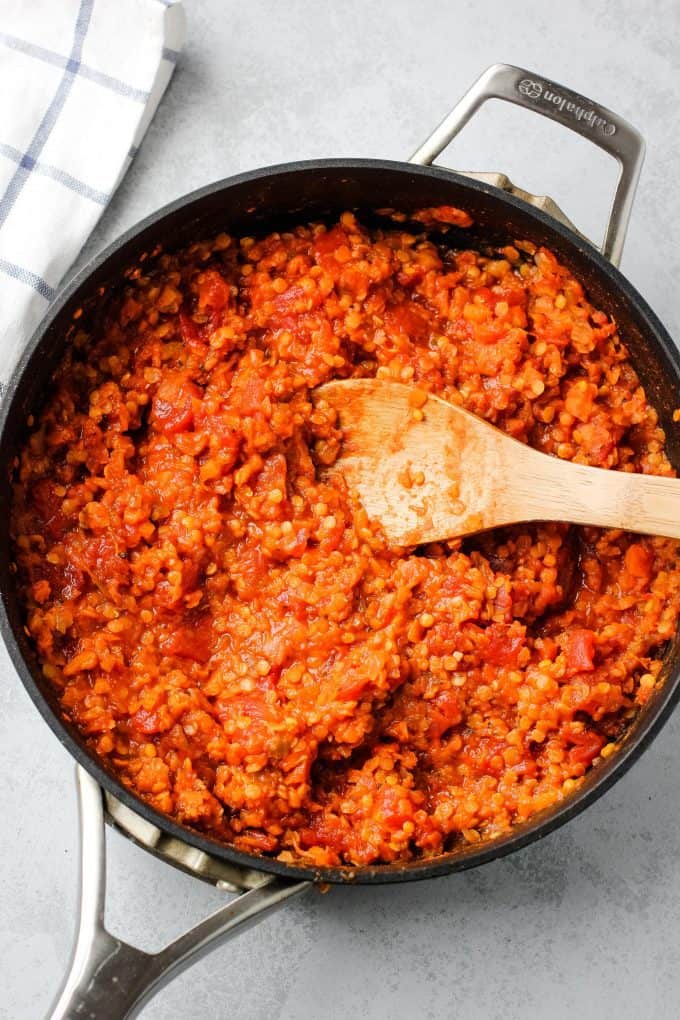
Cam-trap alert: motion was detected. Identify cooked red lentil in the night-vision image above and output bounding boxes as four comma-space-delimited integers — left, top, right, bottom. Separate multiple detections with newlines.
12, 210, 680, 867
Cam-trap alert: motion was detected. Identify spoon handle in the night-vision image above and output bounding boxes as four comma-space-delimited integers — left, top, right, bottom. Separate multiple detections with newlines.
514, 449, 680, 539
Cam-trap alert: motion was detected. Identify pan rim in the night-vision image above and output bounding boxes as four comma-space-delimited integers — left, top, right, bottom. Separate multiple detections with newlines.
2, 156, 680, 885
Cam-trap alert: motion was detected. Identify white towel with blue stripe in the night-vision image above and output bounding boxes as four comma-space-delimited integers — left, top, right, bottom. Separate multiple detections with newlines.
0, 0, 185, 380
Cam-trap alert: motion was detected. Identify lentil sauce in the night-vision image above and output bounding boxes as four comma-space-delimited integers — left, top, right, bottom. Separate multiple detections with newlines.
12, 211, 680, 866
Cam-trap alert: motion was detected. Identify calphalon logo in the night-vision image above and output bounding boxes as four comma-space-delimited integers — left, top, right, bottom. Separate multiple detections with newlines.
518, 78, 543, 99
517, 77, 616, 136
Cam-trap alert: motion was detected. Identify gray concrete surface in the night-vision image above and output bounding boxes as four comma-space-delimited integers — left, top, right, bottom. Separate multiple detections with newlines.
2, 1, 680, 1017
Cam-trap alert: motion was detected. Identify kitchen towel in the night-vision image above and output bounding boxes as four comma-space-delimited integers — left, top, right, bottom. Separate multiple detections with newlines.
0, 0, 186, 382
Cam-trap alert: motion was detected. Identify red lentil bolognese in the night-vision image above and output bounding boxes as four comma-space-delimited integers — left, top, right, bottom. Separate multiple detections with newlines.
11, 210, 680, 866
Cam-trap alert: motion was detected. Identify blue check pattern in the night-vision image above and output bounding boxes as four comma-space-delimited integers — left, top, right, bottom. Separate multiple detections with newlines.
0, 0, 184, 365
0, 0, 95, 297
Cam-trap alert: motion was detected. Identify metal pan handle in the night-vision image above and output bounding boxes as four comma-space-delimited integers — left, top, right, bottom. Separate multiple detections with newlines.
409, 63, 645, 266
49, 768, 310, 1020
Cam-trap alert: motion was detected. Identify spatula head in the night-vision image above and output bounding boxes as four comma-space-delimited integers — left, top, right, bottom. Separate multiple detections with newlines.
314, 379, 514, 545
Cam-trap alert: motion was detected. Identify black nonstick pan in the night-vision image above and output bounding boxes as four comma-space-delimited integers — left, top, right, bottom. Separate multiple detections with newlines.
2, 65, 679, 1019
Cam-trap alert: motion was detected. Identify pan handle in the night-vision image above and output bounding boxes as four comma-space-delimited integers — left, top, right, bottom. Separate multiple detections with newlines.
49, 767, 310, 1020
409, 63, 645, 266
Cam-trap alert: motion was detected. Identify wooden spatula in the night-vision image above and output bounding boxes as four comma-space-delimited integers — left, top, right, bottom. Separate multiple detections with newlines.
315, 378, 680, 546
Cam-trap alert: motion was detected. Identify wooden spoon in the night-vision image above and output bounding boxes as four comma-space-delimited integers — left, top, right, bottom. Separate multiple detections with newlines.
315, 378, 680, 546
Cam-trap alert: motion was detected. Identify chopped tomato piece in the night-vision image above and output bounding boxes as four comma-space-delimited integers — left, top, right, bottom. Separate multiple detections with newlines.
485, 622, 525, 667
252, 453, 287, 500
151, 375, 201, 434
313, 225, 350, 259
161, 615, 213, 662
565, 629, 597, 675
337, 674, 370, 701
197, 269, 231, 314
428, 690, 462, 739
624, 542, 653, 580
385, 302, 430, 341
179, 310, 205, 347
567, 730, 605, 766
131, 708, 164, 734
29, 478, 68, 540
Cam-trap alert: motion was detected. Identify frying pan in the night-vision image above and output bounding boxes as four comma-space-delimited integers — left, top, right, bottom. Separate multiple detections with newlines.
3, 64, 680, 1019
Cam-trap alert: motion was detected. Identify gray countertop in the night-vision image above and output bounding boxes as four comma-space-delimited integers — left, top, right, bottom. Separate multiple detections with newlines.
2, 1, 680, 1017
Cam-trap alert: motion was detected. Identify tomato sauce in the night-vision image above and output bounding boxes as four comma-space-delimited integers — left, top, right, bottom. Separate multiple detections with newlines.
11, 211, 680, 867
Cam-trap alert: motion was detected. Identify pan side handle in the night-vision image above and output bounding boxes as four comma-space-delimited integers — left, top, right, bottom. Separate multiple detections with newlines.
49, 767, 310, 1020
410, 63, 645, 266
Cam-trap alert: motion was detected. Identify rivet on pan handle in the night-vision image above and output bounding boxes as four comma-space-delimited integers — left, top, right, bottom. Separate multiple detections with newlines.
49, 767, 310, 1020
410, 63, 645, 266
